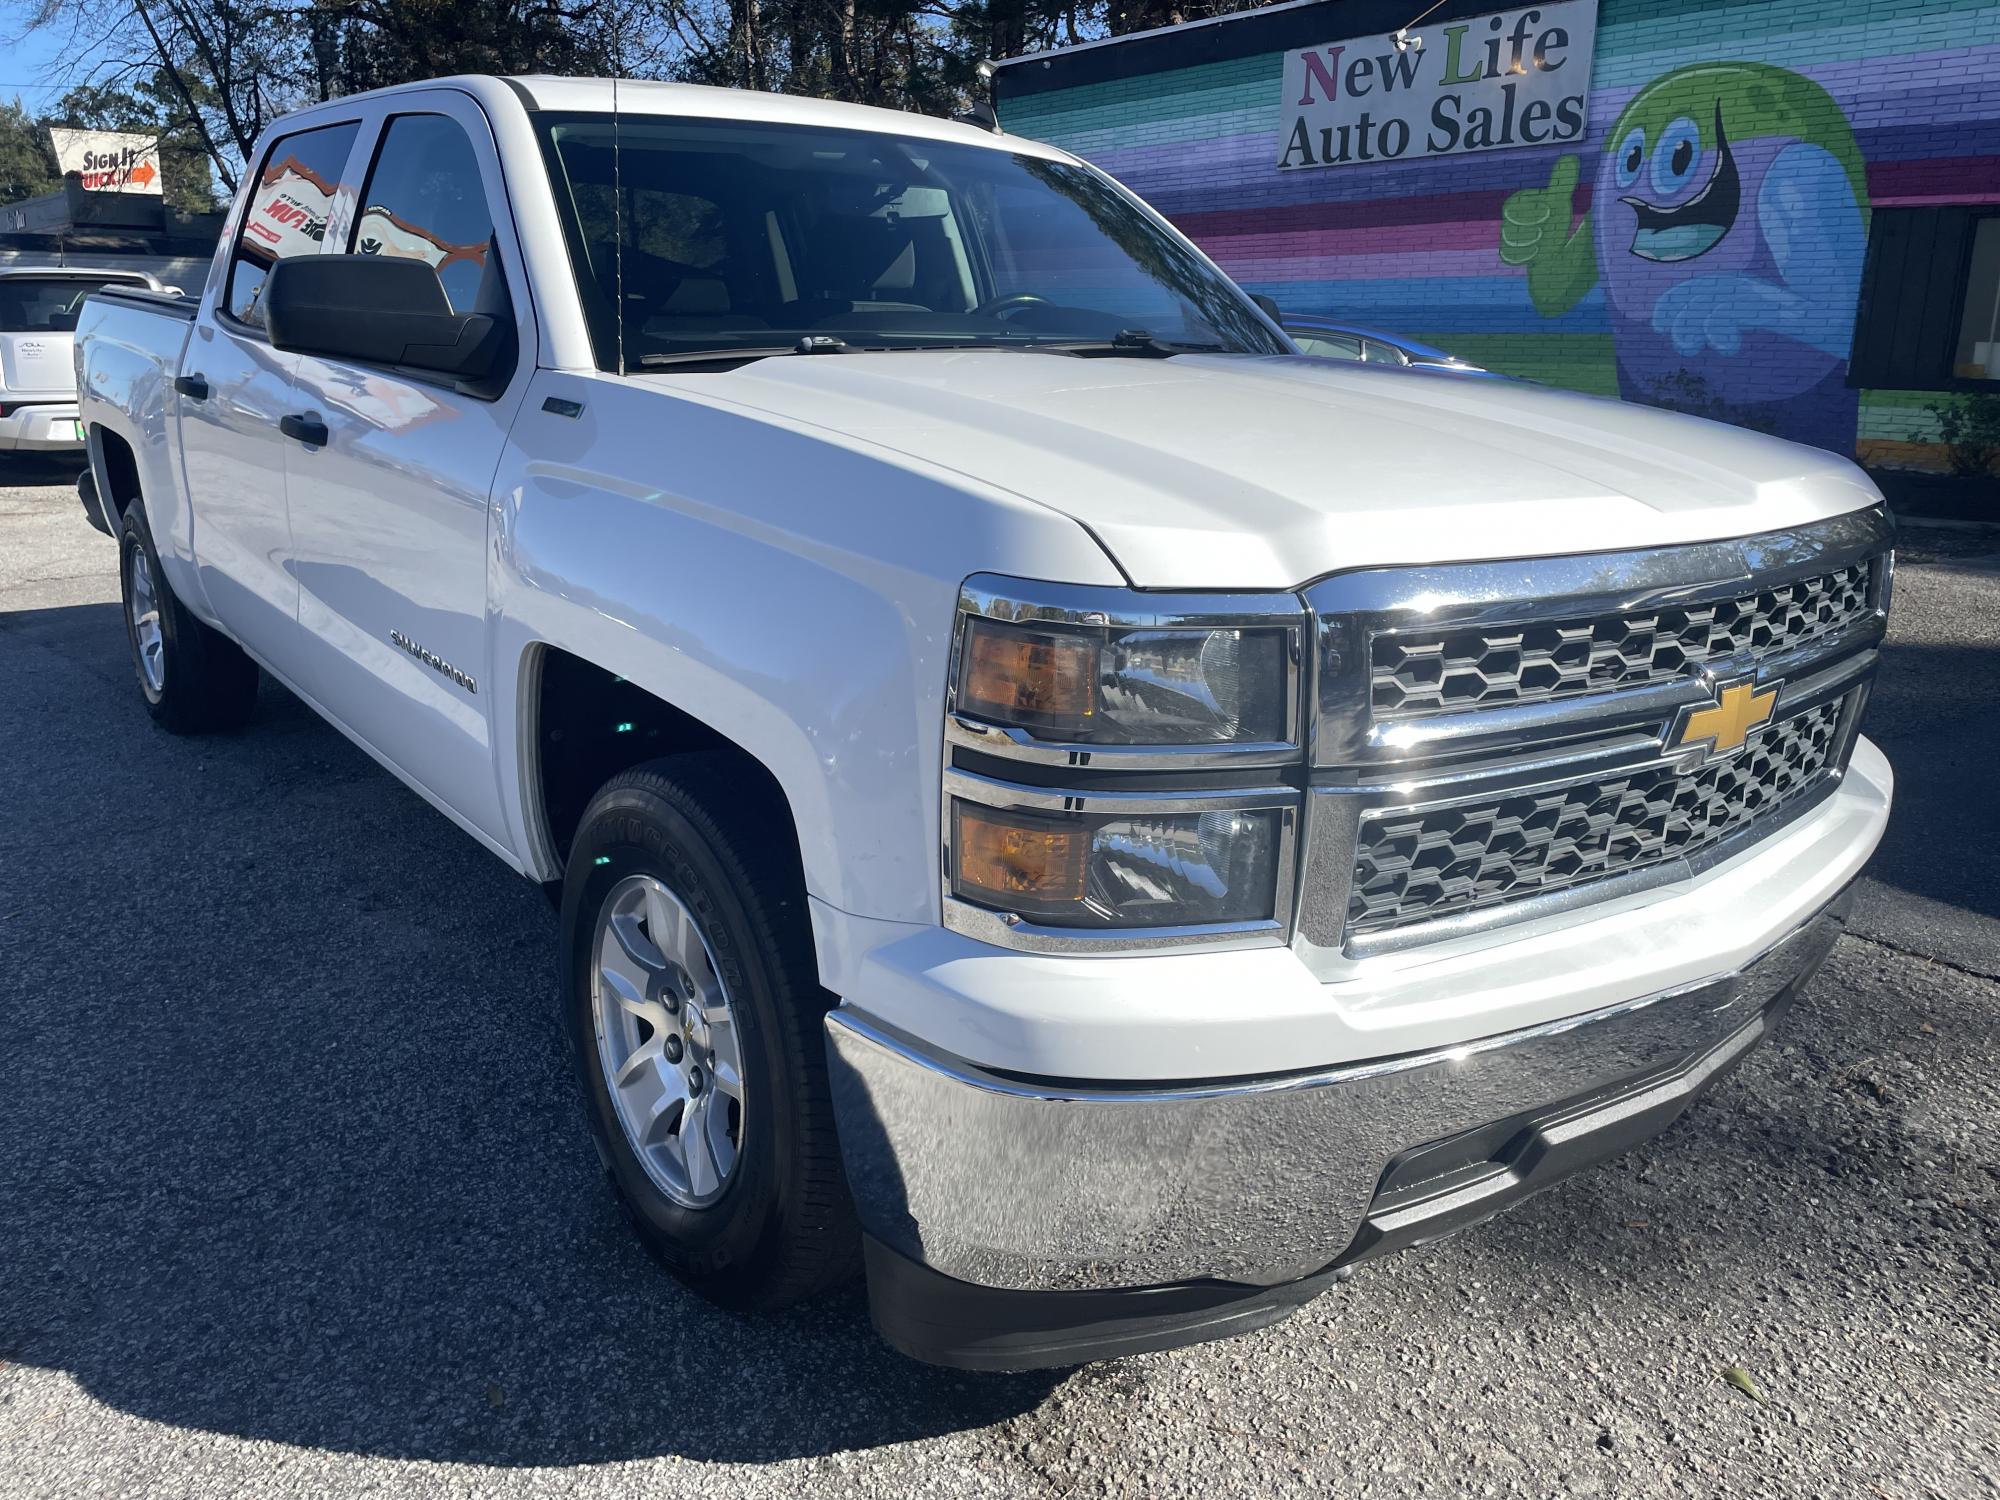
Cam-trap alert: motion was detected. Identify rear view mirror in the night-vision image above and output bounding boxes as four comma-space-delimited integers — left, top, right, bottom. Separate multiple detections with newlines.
1252, 293, 1282, 324
263, 254, 509, 387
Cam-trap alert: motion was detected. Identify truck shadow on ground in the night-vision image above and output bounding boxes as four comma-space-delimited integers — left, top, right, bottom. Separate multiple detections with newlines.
0, 602, 1060, 1465
0, 453, 89, 488
0, 600, 1989, 1466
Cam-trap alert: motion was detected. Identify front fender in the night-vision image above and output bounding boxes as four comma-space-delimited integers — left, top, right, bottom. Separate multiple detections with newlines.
490, 370, 1122, 929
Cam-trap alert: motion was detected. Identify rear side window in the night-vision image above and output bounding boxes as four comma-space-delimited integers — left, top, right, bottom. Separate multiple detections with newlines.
0, 278, 104, 332
226, 121, 361, 328
351, 113, 500, 316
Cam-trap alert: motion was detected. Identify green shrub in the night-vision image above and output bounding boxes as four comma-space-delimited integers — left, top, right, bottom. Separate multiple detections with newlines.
1924, 393, 2000, 480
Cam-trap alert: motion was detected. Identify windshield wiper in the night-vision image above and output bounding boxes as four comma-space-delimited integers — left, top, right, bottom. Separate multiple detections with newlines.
635, 336, 852, 371
1033, 329, 1230, 359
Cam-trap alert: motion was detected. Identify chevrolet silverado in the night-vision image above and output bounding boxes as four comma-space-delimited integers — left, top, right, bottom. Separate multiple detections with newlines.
74, 74, 1894, 1370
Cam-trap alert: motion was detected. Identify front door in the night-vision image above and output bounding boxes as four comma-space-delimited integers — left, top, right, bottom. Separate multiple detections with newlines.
281, 99, 535, 846
179, 118, 361, 679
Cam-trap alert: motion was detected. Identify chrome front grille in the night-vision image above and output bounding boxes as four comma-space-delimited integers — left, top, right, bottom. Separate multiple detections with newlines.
1369, 559, 1873, 717
1295, 508, 1892, 971
1347, 696, 1847, 935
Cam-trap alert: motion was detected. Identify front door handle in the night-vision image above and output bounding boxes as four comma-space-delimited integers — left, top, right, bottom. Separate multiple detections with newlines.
279, 412, 328, 448
173, 372, 209, 401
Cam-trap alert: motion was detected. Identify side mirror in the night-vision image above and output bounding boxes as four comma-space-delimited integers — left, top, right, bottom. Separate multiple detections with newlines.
263, 254, 508, 385
1251, 293, 1282, 324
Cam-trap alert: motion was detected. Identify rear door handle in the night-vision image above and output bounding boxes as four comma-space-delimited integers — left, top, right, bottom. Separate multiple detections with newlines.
279, 412, 328, 448
173, 372, 208, 401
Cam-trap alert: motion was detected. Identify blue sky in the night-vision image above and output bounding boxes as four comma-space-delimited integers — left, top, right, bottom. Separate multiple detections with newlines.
1, 20, 106, 114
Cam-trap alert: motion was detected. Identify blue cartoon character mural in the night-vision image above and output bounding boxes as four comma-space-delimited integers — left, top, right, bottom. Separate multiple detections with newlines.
1501, 62, 1870, 453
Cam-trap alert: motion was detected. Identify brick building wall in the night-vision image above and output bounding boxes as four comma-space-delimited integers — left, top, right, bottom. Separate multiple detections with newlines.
995, 0, 2000, 470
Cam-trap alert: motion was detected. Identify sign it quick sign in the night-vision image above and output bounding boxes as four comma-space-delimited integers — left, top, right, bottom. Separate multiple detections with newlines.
47, 128, 162, 194
1278, 2, 1597, 170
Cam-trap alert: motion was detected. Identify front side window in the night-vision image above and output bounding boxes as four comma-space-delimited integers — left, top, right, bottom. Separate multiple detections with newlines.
535, 114, 1286, 368
227, 121, 361, 328
352, 113, 502, 316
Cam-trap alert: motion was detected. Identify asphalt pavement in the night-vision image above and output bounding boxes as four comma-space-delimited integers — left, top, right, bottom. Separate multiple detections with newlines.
2, 458, 1995, 1499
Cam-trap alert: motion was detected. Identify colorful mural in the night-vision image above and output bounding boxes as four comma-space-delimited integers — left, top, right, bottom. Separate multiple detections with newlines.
1502, 63, 1869, 451
995, 0, 2000, 467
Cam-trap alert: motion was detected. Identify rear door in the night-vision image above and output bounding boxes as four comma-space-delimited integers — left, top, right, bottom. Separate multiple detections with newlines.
179, 117, 363, 679
281, 95, 536, 844
0, 275, 125, 400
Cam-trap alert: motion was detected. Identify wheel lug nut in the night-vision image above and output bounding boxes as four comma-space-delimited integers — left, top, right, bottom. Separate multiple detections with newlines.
663, 1035, 683, 1063
688, 1067, 704, 1096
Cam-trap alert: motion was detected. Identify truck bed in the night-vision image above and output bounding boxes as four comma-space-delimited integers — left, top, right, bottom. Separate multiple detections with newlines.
85, 285, 197, 321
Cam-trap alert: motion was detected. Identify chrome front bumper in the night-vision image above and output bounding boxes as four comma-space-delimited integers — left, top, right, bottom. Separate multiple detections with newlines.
827, 887, 1849, 1310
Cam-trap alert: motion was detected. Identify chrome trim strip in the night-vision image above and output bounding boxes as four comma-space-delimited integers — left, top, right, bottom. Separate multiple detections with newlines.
946, 715, 1303, 771
945, 766, 1298, 816
958, 573, 1307, 633
941, 903, 1290, 955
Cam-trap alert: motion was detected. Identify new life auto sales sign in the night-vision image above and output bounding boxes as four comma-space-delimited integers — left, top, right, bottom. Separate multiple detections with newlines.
48, 128, 163, 194
1277, 2, 1597, 169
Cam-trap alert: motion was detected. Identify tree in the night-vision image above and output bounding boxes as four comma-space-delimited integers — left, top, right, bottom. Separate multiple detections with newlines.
4, 0, 1292, 197
0, 98, 60, 203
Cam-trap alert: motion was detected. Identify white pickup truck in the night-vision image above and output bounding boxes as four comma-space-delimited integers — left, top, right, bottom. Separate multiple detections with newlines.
76, 74, 1894, 1371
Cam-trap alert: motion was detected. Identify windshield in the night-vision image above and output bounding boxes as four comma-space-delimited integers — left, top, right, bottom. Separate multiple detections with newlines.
534, 114, 1286, 366
0, 277, 117, 333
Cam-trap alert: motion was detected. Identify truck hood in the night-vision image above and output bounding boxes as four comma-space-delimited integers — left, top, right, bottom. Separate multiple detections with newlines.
663, 351, 1885, 590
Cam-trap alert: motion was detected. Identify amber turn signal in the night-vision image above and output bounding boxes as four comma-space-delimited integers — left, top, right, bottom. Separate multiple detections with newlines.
952, 803, 1088, 909
959, 620, 1096, 727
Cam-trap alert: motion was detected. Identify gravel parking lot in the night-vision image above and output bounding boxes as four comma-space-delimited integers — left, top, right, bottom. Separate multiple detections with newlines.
2, 459, 1996, 1499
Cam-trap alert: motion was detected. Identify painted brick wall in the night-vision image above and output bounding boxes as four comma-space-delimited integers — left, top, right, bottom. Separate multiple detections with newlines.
998, 0, 2000, 467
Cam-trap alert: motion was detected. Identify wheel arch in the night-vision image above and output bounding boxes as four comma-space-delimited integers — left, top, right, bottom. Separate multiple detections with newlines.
522, 644, 813, 911
90, 425, 143, 524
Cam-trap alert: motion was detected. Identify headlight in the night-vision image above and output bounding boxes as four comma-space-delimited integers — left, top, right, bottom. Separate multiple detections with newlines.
944, 577, 1305, 948
956, 615, 1291, 745
950, 799, 1283, 928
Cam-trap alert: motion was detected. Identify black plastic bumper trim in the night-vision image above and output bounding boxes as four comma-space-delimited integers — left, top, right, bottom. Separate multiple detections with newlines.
863, 1236, 1343, 1372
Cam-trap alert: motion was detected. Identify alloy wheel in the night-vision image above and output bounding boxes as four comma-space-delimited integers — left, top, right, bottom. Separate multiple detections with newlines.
590, 873, 747, 1208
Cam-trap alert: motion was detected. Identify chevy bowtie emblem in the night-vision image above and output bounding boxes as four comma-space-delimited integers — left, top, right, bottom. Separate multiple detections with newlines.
1669, 677, 1778, 759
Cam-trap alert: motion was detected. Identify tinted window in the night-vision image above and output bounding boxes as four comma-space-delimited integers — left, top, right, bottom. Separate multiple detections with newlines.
227, 121, 360, 328
1362, 340, 1406, 366
0, 277, 130, 332
352, 113, 500, 315
1292, 332, 1362, 360
536, 114, 1286, 368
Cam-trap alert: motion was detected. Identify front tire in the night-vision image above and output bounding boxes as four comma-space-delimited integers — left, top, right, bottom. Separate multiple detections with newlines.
118, 502, 259, 733
559, 754, 858, 1310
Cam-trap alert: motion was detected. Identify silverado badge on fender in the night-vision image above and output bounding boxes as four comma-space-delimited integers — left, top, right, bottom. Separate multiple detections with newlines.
389, 630, 477, 694
1669, 676, 1778, 760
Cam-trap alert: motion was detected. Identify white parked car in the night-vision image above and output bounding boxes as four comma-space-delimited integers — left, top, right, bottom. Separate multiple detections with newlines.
74, 75, 1894, 1371
0, 266, 166, 451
